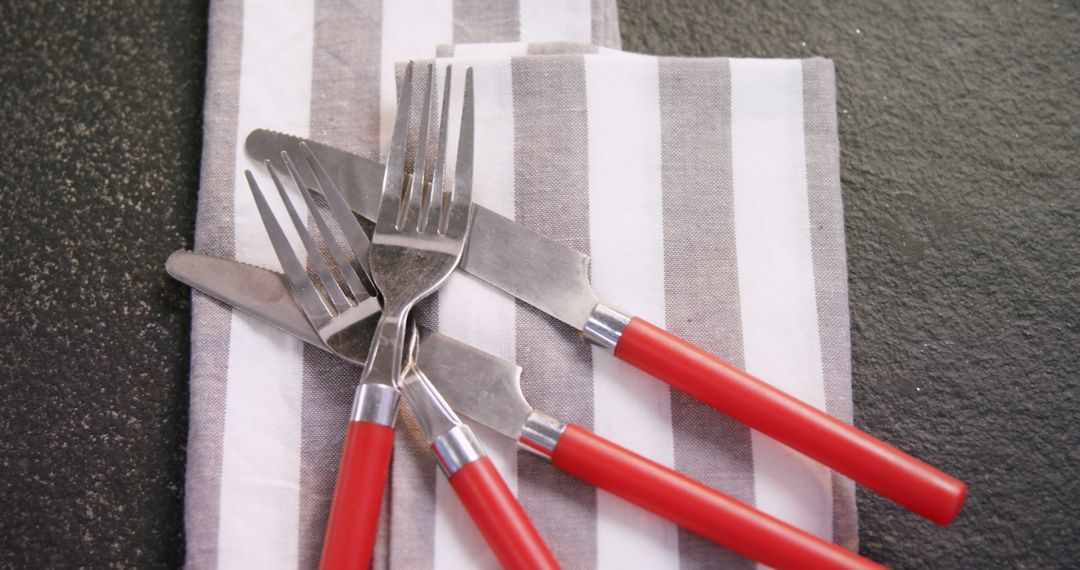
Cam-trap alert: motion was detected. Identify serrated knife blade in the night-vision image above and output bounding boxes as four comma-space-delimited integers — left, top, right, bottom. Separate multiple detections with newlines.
246, 128, 601, 330
166, 250, 533, 439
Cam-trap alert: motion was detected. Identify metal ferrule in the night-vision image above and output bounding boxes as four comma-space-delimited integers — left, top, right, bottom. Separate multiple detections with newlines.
432, 425, 484, 476
518, 410, 567, 461
582, 303, 632, 351
351, 383, 400, 427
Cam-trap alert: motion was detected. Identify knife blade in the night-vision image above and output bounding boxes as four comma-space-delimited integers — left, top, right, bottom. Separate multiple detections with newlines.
419, 350, 885, 570
247, 128, 600, 330
245, 129, 968, 527
167, 249, 533, 437
169, 249, 883, 569
170, 249, 556, 567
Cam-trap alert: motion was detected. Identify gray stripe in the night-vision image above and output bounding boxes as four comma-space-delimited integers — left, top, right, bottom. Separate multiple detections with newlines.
590, 0, 621, 49
802, 57, 857, 551
192, 0, 242, 262
297, 350, 364, 570
386, 406, 439, 570
308, 0, 383, 161
184, 0, 244, 567
512, 55, 597, 568
301, 2, 384, 568
453, 0, 519, 44
525, 41, 598, 55
184, 296, 232, 570
658, 57, 755, 570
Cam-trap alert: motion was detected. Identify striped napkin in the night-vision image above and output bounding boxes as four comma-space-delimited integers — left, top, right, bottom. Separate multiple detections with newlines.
187, 1, 855, 569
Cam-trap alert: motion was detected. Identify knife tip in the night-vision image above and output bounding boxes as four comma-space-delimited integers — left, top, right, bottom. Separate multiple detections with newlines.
165, 249, 193, 277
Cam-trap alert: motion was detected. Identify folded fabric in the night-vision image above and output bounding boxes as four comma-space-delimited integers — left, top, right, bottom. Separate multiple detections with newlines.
187, 1, 854, 569
188, 2, 618, 569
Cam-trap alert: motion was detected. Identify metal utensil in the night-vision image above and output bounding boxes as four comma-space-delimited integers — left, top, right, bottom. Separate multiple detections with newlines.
165, 250, 885, 570
246, 63, 556, 569
397, 322, 559, 570
246, 156, 388, 570
422, 342, 886, 570
247, 128, 967, 526
362, 62, 555, 570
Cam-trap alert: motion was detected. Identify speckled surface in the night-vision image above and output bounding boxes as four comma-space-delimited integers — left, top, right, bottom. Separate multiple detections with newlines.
1, 0, 1077, 568
0, 1, 206, 567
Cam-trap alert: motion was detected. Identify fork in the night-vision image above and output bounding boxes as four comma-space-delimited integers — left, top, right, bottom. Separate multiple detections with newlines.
246, 62, 557, 570
365, 62, 555, 570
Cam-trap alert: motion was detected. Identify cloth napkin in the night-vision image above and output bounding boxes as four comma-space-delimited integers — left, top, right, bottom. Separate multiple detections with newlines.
186, 1, 854, 569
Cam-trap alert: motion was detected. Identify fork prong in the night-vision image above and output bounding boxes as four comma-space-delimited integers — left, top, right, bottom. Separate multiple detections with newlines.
298, 142, 374, 284
423, 65, 454, 233
444, 66, 474, 237
245, 170, 334, 327
401, 63, 436, 231
281, 151, 371, 300
377, 61, 414, 232
265, 160, 351, 313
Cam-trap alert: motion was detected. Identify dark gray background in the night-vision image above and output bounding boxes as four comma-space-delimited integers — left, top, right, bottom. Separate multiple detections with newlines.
1, 0, 1076, 567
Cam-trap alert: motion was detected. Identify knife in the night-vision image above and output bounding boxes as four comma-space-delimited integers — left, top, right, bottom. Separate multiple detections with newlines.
168, 249, 884, 570
247, 129, 968, 526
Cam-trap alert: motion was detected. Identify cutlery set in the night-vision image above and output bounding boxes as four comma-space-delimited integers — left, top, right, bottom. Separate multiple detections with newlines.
169, 61, 966, 569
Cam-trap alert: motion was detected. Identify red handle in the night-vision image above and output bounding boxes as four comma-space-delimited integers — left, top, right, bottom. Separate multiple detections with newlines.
448, 456, 560, 570
319, 421, 394, 570
615, 317, 967, 526
551, 424, 882, 569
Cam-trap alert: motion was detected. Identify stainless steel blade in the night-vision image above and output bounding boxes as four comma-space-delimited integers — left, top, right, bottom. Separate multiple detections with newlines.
246, 129, 602, 330
246, 128, 384, 222
413, 327, 532, 440
167, 250, 534, 439
166, 250, 333, 349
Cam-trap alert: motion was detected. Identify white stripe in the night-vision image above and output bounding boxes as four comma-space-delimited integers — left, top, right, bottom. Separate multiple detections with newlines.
585, 53, 678, 570
730, 58, 834, 547
432, 57, 519, 570
379, 0, 454, 159
519, 0, 592, 43
218, 0, 314, 567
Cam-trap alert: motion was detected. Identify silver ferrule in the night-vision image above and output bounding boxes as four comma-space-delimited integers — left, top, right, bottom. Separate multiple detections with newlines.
432, 425, 484, 476
582, 303, 632, 351
351, 383, 400, 427
518, 410, 567, 460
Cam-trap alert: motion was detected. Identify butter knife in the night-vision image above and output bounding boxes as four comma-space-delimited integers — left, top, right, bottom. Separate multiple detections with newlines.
167, 249, 885, 570
246, 129, 967, 526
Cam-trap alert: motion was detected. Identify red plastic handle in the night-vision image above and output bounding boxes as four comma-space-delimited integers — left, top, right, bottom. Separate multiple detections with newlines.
319, 421, 394, 570
448, 456, 560, 570
551, 424, 883, 569
615, 317, 967, 526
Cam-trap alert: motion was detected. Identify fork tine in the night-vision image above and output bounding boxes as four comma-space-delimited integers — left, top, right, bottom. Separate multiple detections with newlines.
282, 151, 371, 300
444, 66, 474, 236
423, 65, 454, 233
377, 61, 414, 232
299, 142, 373, 284
265, 160, 351, 313
400, 63, 436, 231
245, 170, 334, 327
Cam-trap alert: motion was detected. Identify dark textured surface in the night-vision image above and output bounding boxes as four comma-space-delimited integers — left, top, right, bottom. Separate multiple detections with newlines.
0, 1, 207, 567
0, 0, 1077, 568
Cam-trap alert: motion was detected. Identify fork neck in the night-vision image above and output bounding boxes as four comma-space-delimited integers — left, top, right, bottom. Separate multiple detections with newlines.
360, 301, 413, 389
